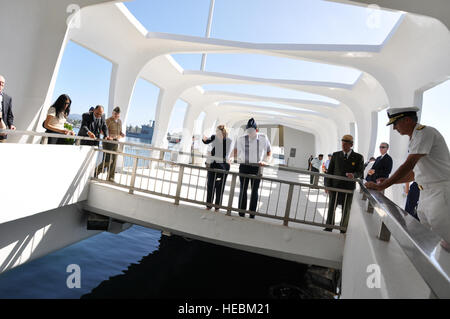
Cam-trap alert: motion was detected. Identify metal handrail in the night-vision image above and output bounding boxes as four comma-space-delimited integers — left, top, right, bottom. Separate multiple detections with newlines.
98, 148, 354, 194
0, 129, 355, 183
91, 147, 354, 231
2, 129, 356, 231
358, 180, 450, 298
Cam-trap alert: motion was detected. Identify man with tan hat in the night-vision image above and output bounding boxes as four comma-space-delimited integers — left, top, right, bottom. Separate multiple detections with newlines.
324, 134, 364, 233
366, 107, 450, 251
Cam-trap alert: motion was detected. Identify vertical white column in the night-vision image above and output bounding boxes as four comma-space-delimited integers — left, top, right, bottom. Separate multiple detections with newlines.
152, 88, 184, 149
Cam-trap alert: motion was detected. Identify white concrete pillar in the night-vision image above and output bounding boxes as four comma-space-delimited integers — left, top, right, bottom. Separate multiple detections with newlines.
367, 111, 379, 159
202, 111, 218, 137
108, 62, 145, 133
152, 88, 184, 149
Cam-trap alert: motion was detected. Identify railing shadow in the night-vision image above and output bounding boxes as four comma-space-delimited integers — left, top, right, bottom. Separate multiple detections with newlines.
59, 148, 97, 207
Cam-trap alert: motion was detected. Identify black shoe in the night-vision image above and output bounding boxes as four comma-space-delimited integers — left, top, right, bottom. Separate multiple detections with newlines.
249, 214, 255, 219
340, 230, 346, 234
323, 228, 332, 232
239, 213, 245, 217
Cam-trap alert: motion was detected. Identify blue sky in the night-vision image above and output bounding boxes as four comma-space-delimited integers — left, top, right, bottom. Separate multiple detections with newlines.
52, 0, 448, 145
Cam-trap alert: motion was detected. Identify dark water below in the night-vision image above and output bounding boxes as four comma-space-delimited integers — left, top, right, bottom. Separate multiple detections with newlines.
0, 225, 160, 299
82, 234, 310, 299
0, 224, 312, 299
0, 221, 336, 299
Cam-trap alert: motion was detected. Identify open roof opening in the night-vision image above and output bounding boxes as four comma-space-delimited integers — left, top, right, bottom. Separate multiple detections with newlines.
202, 84, 340, 105
217, 101, 324, 114
172, 53, 361, 85
125, 0, 402, 45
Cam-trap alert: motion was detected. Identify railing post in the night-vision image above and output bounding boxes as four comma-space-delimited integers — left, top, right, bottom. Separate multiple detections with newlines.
283, 184, 294, 226
378, 222, 391, 242
128, 157, 138, 194
227, 174, 237, 216
75, 139, 81, 146
175, 165, 184, 205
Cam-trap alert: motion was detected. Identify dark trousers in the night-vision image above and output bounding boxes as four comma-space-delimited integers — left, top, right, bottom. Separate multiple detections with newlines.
96, 142, 118, 180
310, 167, 319, 184
45, 129, 66, 145
326, 191, 353, 231
206, 162, 230, 209
238, 164, 261, 218
405, 182, 420, 221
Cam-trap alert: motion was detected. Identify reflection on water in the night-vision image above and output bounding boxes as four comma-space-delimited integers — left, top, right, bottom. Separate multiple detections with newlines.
0, 226, 161, 299
82, 235, 311, 299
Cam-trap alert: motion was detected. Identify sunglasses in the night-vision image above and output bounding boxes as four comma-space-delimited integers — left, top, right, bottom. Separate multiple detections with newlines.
379, 146, 387, 148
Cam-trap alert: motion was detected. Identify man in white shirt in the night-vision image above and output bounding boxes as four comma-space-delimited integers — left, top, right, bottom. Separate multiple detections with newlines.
310, 154, 323, 184
366, 107, 450, 251
233, 118, 271, 218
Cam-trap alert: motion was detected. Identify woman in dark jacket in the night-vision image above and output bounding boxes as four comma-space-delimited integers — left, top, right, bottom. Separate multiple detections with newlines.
202, 125, 233, 211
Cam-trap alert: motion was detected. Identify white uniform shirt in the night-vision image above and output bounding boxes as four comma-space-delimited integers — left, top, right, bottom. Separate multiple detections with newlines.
235, 133, 271, 164
409, 124, 450, 184
311, 158, 322, 170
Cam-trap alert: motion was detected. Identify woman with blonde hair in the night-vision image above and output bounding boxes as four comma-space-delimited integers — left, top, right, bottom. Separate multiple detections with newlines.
202, 125, 233, 211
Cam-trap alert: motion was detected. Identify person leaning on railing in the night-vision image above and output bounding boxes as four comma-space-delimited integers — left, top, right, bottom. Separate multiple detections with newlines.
365, 107, 450, 252
43, 94, 75, 144
96, 106, 125, 181
78, 105, 110, 146
202, 124, 233, 211
324, 134, 364, 233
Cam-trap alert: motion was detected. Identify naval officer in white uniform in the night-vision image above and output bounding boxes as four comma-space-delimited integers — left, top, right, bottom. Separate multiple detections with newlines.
365, 107, 450, 251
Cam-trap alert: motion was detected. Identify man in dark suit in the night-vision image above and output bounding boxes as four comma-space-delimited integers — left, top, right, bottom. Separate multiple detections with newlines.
365, 142, 393, 183
78, 105, 109, 146
0, 75, 16, 142
324, 134, 364, 233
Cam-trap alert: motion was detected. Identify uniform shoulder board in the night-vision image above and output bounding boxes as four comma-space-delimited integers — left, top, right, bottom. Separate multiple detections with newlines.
416, 125, 426, 130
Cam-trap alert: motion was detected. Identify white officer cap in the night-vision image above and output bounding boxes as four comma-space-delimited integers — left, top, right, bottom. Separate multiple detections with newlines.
386, 107, 419, 126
